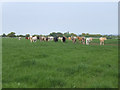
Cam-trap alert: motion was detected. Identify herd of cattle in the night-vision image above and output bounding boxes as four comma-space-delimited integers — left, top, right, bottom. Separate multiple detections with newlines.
18, 36, 107, 45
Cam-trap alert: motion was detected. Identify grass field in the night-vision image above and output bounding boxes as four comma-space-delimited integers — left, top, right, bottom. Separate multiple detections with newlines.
2, 38, 118, 88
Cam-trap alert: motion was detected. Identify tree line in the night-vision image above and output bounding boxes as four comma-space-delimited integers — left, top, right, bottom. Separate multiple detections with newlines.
1, 32, 119, 39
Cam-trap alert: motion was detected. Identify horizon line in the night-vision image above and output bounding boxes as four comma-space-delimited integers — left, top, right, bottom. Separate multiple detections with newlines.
0, 0, 119, 2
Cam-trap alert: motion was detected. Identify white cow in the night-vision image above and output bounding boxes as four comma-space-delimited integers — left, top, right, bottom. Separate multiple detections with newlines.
30, 36, 37, 42
32, 36, 37, 42
86, 37, 93, 45
48, 36, 54, 41
29, 36, 33, 42
99, 37, 107, 45
18, 37, 21, 40
58, 37, 63, 42
41, 36, 46, 41
73, 36, 77, 39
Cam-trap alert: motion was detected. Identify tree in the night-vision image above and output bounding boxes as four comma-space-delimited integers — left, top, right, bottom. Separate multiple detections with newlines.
17, 35, 25, 37
63, 32, 71, 37
2, 33, 6, 37
7, 32, 16, 37
82, 33, 86, 36
71, 33, 77, 37
49, 32, 56, 37
49, 32, 63, 37
86, 33, 89, 35
25, 34, 30, 37
57, 32, 63, 37
32, 34, 39, 37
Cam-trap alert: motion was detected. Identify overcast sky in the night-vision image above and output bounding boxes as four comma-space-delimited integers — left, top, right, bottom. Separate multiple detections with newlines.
2, 2, 118, 35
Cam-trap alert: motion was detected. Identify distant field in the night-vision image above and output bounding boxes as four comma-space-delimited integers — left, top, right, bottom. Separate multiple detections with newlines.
2, 38, 118, 88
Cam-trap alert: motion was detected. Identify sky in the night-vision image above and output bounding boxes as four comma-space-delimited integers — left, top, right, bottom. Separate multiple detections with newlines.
2, 2, 118, 35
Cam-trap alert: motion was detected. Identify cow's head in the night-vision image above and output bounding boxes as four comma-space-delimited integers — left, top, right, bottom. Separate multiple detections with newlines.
104, 37, 107, 40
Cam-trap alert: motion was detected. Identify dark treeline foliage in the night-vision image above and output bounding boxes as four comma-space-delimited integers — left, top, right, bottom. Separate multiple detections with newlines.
7, 32, 16, 37
49, 32, 78, 37
1, 32, 118, 39
80, 33, 102, 37
50, 32, 63, 37
2, 33, 6, 37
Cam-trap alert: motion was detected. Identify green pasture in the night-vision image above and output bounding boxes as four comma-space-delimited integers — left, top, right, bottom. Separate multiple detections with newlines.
2, 38, 118, 88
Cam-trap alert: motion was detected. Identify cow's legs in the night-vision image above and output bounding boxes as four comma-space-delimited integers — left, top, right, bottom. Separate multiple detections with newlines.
79, 40, 80, 44
103, 41, 104, 45
30, 39, 32, 43
86, 40, 89, 45
86, 40, 87, 45
100, 41, 102, 45
82, 40, 85, 44
88, 41, 89, 45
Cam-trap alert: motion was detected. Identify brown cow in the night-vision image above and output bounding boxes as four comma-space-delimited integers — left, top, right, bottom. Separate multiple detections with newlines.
68, 37, 71, 40
77, 36, 85, 44
26, 37, 29, 39
71, 36, 77, 43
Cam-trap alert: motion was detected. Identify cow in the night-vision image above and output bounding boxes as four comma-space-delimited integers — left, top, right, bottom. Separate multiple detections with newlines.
48, 36, 54, 41
77, 36, 85, 44
32, 36, 37, 42
37, 36, 40, 40
26, 37, 29, 39
29, 36, 33, 42
30, 36, 37, 42
54, 37, 58, 42
82, 37, 86, 44
62, 36, 66, 43
71, 36, 77, 43
41, 36, 46, 41
46, 37, 48, 41
86, 37, 93, 45
68, 37, 71, 40
28, 37, 30, 39
39, 36, 43, 41
18, 37, 21, 40
58, 37, 63, 42
99, 37, 107, 45
72, 38, 77, 43
73, 36, 77, 39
